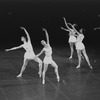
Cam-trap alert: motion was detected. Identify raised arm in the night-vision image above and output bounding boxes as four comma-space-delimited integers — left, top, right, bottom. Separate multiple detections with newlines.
20, 27, 31, 42
61, 27, 70, 32
63, 17, 72, 31
42, 28, 49, 44
5, 45, 22, 52
68, 23, 80, 35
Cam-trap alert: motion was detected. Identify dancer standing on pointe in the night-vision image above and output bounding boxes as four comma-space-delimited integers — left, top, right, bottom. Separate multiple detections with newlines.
36, 28, 60, 84
70, 24, 93, 69
61, 17, 77, 59
5, 27, 42, 77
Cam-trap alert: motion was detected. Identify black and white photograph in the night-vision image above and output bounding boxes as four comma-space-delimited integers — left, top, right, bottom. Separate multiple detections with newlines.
0, 0, 100, 100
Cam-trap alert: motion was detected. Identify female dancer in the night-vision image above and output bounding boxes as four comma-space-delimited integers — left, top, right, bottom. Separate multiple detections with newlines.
70, 24, 93, 69
5, 27, 42, 77
36, 28, 60, 84
61, 17, 77, 59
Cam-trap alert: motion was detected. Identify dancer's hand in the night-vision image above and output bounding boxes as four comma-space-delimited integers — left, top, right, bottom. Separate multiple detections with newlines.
61, 27, 63, 29
42, 28, 47, 32
73, 24, 77, 27
63, 17, 65, 20
20, 27, 25, 30
5, 49, 9, 52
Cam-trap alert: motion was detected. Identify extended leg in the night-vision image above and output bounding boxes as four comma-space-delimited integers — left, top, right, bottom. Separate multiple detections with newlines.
51, 61, 60, 82
82, 49, 93, 69
34, 57, 43, 78
42, 64, 48, 84
69, 42, 74, 59
76, 50, 81, 68
17, 58, 28, 77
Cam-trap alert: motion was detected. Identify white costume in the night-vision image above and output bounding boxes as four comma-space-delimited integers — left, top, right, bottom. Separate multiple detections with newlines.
76, 34, 85, 50
68, 31, 76, 43
22, 41, 35, 59
43, 44, 53, 64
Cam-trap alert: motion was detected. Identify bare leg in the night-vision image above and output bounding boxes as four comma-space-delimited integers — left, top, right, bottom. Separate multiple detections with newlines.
42, 64, 48, 84
76, 50, 81, 68
34, 57, 42, 78
17, 58, 28, 77
51, 60, 60, 82
69, 42, 74, 59
82, 49, 93, 69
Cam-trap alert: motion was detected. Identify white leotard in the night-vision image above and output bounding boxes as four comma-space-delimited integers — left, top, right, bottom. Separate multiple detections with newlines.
76, 34, 85, 50
68, 31, 76, 43
22, 41, 35, 59
43, 44, 53, 64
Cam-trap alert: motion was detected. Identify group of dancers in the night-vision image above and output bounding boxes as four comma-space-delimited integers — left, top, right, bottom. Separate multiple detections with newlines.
5, 17, 93, 84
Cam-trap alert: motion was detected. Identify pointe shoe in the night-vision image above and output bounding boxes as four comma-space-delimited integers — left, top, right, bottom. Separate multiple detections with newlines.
89, 65, 93, 69
42, 80, 45, 84
76, 65, 80, 69
69, 56, 72, 59
17, 74, 22, 78
57, 77, 60, 82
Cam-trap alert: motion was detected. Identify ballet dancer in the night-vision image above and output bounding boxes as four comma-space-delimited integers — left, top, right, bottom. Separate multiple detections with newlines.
61, 17, 77, 59
5, 27, 42, 77
36, 28, 60, 84
70, 24, 93, 69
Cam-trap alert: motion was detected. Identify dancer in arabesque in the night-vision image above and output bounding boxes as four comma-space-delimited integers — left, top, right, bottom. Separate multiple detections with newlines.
5, 27, 42, 77
36, 28, 60, 84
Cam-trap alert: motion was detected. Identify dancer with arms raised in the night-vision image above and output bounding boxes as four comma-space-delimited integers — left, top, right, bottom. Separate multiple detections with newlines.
61, 17, 77, 59
5, 27, 42, 77
36, 28, 60, 84
70, 24, 93, 69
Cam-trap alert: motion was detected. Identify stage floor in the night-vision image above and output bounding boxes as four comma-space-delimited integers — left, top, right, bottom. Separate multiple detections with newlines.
0, 47, 100, 100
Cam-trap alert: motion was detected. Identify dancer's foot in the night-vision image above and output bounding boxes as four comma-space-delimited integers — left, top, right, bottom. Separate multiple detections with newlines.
57, 77, 60, 82
69, 56, 72, 59
42, 80, 45, 84
76, 65, 80, 69
17, 74, 22, 78
89, 65, 93, 69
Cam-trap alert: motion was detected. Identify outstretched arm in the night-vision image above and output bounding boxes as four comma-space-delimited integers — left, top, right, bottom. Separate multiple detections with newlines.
20, 27, 31, 42
63, 17, 72, 31
94, 27, 100, 30
36, 49, 44, 57
5, 45, 22, 52
42, 28, 49, 44
61, 27, 70, 32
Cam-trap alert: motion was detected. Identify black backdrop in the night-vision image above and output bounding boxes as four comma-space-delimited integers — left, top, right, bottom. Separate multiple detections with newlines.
0, 0, 100, 49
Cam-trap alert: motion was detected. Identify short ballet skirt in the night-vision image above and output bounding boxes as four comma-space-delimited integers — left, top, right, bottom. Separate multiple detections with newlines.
24, 51, 35, 59
68, 35, 77, 43
76, 42, 85, 50
43, 56, 53, 64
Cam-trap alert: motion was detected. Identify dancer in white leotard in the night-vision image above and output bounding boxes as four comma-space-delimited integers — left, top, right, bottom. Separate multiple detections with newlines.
61, 17, 77, 59
70, 25, 93, 69
36, 28, 60, 84
5, 27, 42, 77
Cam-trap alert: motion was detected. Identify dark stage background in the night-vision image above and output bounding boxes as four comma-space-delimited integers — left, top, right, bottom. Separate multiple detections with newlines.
0, 0, 100, 49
